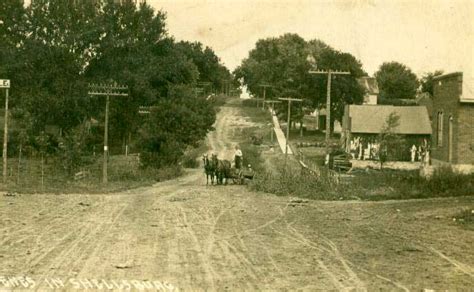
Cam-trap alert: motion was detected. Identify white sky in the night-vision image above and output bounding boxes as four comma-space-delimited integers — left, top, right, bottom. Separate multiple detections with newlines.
147, 0, 473, 78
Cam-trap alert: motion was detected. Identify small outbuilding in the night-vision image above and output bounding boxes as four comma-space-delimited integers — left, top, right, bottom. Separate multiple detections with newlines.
342, 105, 432, 160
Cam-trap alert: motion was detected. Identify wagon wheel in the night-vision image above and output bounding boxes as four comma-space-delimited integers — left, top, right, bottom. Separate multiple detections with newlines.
238, 169, 245, 185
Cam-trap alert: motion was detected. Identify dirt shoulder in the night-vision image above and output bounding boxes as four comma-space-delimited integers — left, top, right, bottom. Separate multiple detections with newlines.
0, 101, 473, 291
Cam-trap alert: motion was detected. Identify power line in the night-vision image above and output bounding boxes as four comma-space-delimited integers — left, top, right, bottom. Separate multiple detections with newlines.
309, 70, 350, 159
88, 81, 129, 184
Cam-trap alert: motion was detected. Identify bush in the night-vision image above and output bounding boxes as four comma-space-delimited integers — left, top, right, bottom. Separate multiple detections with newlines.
137, 86, 216, 169
240, 143, 264, 172
180, 141, 207, 169
250, 164, 347, 200
251, 161, 474, 201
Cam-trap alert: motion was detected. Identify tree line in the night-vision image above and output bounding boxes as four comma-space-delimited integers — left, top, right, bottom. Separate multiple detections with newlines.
235, 33, 442, 125
0, 0, 232, 173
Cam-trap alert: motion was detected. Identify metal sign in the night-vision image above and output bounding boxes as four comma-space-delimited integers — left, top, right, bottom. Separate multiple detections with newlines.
0, 79, 10, 88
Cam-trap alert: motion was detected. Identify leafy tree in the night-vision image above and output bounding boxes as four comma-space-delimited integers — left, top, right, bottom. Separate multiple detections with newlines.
378, 112, 405, 169
0, 0, 26, 76
235, 33, 365, 125
57, 122, 95, 176
2, 0, 224, 171
0, 0, 26, 45
138, 85, 216, 168
176, 41, 232, 93
375, 62, 419, 100
420, 70, 444, 96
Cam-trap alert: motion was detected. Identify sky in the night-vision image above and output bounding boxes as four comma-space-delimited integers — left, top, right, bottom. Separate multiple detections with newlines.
146, 0, 473, 79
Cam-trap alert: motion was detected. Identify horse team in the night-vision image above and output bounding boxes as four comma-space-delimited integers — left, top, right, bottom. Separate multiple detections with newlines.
202, 154, 235, 185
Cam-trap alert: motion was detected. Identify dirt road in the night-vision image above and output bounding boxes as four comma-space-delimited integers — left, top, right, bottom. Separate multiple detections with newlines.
1, 104, 473, 291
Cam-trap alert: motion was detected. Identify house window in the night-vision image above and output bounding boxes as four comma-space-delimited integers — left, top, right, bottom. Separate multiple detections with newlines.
437, 111, 444, 146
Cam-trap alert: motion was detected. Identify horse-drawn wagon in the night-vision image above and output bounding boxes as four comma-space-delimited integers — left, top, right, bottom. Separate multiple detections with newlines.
203, 154, 254, 185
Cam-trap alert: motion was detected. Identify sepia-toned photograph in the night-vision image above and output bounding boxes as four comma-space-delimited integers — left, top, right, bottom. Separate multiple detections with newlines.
0, 0, 473, 290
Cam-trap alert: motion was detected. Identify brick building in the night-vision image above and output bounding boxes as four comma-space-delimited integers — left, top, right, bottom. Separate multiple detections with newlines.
431, 72, 474, 164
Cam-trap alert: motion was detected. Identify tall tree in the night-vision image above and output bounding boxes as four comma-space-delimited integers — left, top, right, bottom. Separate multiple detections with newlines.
138, 85, 215, 168
375, 62, 419, 100
0, 0, 26, 76
235, 33, 365, 122
2, 0, 225, 168
176, 41, 232, 93
420, 70, 444, 96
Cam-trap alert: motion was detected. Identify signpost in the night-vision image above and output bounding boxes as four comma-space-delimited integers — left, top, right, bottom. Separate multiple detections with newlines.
1, 79, 10, 184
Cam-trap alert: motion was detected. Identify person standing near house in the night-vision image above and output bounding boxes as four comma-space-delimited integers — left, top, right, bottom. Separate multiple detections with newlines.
234, 145, 243, 169
410, 144, 417, 162
358, 138, 364, 160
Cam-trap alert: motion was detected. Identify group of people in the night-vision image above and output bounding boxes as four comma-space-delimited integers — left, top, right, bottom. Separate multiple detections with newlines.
349, 137, 431, 164
349, 137, 380, 160
410, 139, 431, 164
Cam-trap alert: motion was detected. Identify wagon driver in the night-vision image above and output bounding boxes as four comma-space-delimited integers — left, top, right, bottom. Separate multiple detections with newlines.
234, 145, 243, 169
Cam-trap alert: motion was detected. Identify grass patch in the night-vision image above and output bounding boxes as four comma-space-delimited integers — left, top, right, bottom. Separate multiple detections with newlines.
1, 155, 183, 194
241, 98, 259, 108
453, 208, 474, 230
239, 104, 273, 126
209, 94, 231, 109
250, 162, 474, 201
298, 147, 326, 167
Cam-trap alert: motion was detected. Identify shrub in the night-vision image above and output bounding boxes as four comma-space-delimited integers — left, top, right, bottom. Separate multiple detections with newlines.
251, 160, 474, 201
138, 86, 216, 169
250, 163, 348, 200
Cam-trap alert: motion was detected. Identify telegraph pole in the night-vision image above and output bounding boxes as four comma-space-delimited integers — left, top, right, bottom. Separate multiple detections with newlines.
309, 70, 350, 155
264, 100, 281, 143
279, 98, 302, 166
259, 84, 272, 110
88, 81, 128, 184
1, 79, 10, 184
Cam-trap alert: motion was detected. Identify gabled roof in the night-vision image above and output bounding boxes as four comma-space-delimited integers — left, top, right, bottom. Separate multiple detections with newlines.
357, 77, 379, 95
347, 105, 432, 135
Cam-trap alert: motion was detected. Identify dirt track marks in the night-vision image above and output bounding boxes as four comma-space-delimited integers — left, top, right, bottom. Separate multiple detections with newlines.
2, 100, 473, 291
429, 247, 474, 277
207, 105, 241, 161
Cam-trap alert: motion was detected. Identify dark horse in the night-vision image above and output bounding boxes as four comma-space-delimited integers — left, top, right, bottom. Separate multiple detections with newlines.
202, 154, 217, 185
212, 154, 232, 185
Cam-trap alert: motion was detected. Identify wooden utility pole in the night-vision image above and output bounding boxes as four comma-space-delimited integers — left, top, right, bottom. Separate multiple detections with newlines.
279, 98, 302, 165
1, 79, 10, 184
259, 84, 272, 110
264, 100, 281, 143
309, 70, 350, 156
88, 81, 128, 184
